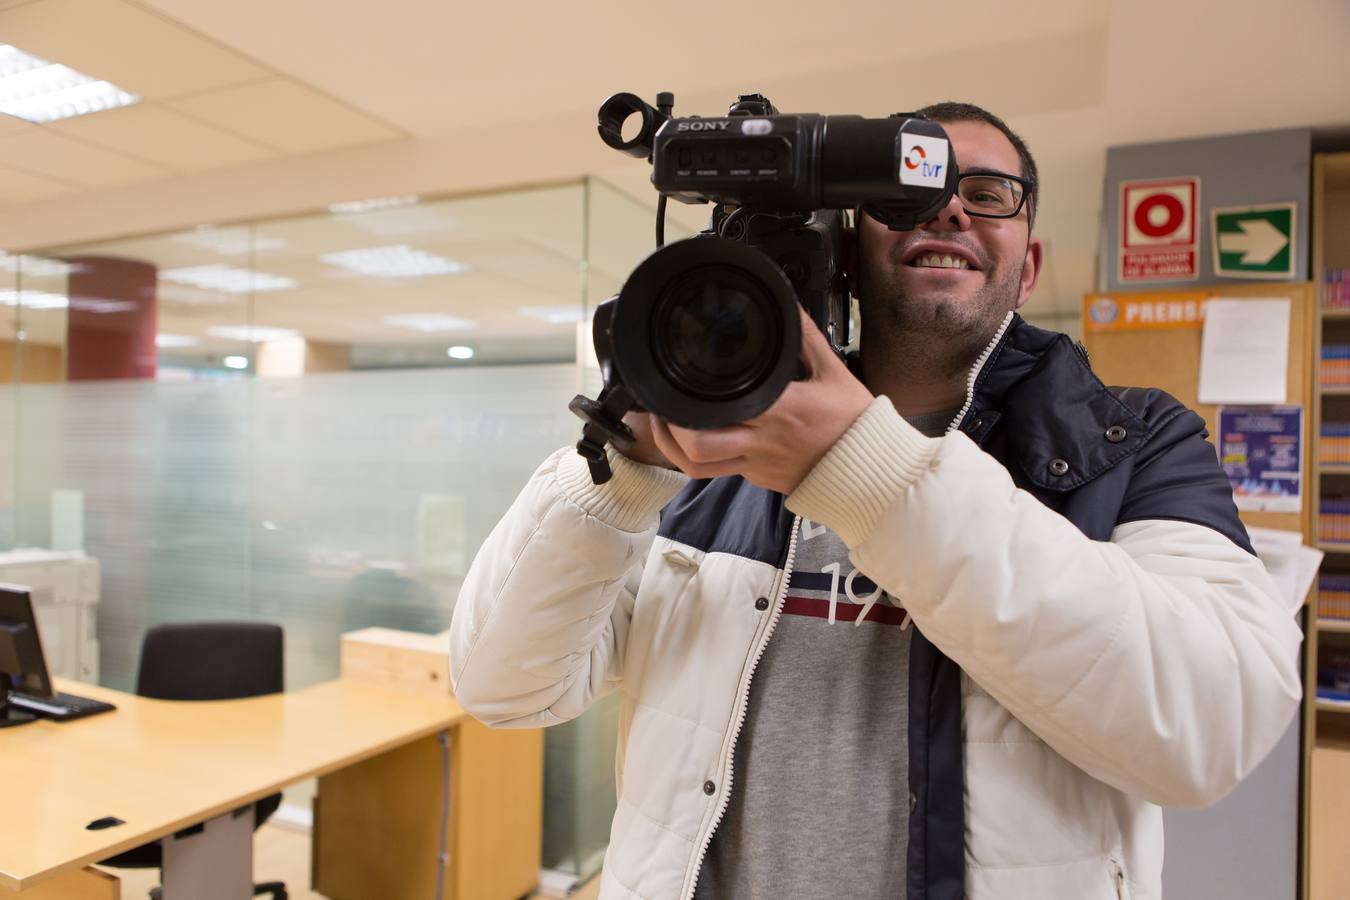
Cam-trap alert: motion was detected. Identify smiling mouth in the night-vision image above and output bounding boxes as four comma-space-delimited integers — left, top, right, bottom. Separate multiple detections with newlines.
908, 252, 975, 271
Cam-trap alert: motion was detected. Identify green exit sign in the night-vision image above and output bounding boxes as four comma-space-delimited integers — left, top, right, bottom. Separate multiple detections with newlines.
1212, 203, 1296, 278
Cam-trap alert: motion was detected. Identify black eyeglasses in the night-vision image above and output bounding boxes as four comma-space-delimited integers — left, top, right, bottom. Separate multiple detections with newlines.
956, 171, 1033, 219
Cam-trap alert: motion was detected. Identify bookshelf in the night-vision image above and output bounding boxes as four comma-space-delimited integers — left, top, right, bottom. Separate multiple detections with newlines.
1309, 149, 1350, 900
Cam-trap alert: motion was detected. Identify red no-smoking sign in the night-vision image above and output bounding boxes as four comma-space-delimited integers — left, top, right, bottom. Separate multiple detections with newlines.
1119, 177, 1200, 282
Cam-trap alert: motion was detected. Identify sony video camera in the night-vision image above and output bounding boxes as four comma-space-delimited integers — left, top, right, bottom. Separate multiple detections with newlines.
570, 92, 958, 483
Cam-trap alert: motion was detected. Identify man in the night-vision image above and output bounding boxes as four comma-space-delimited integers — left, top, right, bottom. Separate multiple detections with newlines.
449, 102, 1301, 899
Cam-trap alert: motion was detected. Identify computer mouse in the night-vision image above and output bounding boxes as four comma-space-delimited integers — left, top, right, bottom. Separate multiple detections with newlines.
86, 816, 125, 831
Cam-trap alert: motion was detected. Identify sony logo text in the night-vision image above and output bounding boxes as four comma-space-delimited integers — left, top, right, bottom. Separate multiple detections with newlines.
676, 120, 732, 132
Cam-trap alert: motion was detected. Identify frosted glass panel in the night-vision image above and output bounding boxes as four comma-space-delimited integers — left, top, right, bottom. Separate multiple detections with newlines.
6, 176, 674, 885
8, 365, 578, 690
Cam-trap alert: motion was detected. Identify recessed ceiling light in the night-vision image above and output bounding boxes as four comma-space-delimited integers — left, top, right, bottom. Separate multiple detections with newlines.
155, 333, 198, 348
381, 313, 478, 333
0, 289, 68, 309
0, 251, 76, 278
321, 245, 468, 279
223, 356, 249, 370
161, 265, 297, 294
328, 195, 420, 215
0, 43, 139, 123
447, 345, 475, 360
208, 325, 302, 343
519, 305, 587, 325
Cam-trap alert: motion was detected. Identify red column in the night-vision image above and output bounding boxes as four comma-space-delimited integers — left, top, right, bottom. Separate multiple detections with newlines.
64, 256, 157, 381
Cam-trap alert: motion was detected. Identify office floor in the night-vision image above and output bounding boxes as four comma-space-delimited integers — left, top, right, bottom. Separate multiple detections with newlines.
103, 823, 602, 899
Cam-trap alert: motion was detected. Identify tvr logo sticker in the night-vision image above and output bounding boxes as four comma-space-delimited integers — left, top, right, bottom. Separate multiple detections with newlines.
900, 134, 949, 188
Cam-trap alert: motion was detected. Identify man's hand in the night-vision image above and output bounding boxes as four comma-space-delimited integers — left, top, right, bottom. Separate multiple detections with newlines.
617, 409, 677, 470
650, 306, 875, 495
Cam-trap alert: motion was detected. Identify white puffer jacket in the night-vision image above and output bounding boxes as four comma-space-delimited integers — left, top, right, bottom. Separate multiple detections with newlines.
450, 318, 1302, 900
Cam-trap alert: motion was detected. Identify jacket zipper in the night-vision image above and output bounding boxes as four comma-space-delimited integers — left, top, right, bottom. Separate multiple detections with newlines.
1112, 858, 1129, 899
681, 514, 802, 900
946, 309, 1015, 436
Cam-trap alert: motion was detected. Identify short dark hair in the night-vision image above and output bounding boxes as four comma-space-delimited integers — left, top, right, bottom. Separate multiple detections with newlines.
915, 101, 1039, 228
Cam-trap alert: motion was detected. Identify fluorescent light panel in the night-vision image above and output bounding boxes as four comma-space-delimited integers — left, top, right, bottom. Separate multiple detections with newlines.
70, 296, 136, 314
519, 305, 586, 325
321, 245, 467, 279
0, 251, 76, 278
339, 207, 460, 238
328, 195, 420, 215
208, 325, 301, 343
172, 228, 287, 256
447, 346, 475, 360
161, 265, 297, 294
0, 289, 67, 309
381, 313, 477, 333
0, 44, 138, 123
155, 333, 199, 348
0, 289, 142, 313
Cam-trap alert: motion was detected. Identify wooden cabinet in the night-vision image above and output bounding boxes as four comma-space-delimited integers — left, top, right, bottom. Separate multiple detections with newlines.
313, 628, 544, 900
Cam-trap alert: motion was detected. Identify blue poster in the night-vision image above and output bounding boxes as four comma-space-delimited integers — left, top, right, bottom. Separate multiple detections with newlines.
1218, 406, 1302, 512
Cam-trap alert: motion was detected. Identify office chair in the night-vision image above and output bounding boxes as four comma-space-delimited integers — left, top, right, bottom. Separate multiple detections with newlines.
100, 622, 289, 900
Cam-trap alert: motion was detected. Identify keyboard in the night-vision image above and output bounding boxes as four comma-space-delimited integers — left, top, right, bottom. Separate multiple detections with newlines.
7, 690, 116, 721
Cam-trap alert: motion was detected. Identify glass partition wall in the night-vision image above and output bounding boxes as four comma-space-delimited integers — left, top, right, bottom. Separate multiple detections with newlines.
0, 177, 689, 883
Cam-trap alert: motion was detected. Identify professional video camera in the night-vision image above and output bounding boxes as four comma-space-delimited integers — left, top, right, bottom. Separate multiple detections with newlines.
570, 91, 958, 483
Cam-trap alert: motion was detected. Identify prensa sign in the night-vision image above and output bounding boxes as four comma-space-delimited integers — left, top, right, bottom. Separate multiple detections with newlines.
1119, 177, 1201, 283
1082, 292, 1209, 333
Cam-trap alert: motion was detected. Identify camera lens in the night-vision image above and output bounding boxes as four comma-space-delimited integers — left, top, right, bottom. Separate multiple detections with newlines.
610, 236, 801, 429
653, 266, 780, 401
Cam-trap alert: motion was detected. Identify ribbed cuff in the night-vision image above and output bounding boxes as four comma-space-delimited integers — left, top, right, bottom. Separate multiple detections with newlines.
555, 445, 689, 533
786, 396, 941, 547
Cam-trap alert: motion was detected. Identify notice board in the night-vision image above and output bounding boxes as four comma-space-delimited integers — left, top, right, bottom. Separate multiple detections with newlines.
1081, 282, 1314, 537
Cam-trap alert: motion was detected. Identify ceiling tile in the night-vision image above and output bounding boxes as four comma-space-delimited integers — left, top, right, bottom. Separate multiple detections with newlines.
0, 114, 35, 137
0, 0, 271, 101
0, 164, 78, 204
0, 131, 170, 188
48, 104, 281, 173
168, 79, 404, 155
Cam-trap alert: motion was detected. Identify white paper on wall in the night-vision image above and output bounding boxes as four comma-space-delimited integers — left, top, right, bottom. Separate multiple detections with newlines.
1198, 298, 1290, 405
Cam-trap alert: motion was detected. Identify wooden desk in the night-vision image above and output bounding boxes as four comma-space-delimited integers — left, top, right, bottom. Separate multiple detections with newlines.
0, 667, 542, 899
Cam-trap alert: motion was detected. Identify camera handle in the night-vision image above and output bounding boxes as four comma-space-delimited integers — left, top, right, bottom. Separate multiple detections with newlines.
568, 384, 638, 484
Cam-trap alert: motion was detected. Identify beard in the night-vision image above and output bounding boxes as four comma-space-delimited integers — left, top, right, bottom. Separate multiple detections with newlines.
856, 242, 1025, 384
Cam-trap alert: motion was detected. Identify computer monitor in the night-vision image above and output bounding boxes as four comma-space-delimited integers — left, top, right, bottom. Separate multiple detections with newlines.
0, 583, 56, 727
